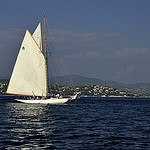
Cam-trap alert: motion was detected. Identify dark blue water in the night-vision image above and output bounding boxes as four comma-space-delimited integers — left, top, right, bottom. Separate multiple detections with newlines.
0, 96, 150, 149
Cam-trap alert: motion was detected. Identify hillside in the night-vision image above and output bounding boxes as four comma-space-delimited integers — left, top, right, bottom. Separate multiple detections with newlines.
50, 75, 150, 94
1, 75, 150, 94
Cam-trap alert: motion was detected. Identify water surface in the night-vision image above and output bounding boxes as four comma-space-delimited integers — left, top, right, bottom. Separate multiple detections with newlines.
0, 96, 150, 149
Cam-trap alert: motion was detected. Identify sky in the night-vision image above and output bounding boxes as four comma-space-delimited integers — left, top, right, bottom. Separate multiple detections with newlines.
0, 0, 150, 83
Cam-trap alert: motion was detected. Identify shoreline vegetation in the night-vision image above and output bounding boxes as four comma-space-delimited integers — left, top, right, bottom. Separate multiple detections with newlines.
0, 83, 149, 98
1, 76, 150, 98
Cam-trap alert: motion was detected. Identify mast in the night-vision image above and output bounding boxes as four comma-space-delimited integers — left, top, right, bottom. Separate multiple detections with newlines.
44, 15, 48, 96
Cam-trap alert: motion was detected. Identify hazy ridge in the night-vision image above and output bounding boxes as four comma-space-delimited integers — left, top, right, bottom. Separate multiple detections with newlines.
1, 75, 150, 94
50, 75, 150, 94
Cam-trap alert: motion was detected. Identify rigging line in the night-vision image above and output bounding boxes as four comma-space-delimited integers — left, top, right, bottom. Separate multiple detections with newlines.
47, 52, 62, 94
49, 42, 75, 86
55, 55, 71, 86
42, 28, 58, 94
48, 51, 71, 96
50, 42, 74, 86
44, 15, 48, 96
47, 45, 72, 87
48, 49, 72, 87
45, 30, 74, 88
48, 42, 74, 87
46, 40, 63, 93
48, 47, 72, 87
45, 18, 75, 87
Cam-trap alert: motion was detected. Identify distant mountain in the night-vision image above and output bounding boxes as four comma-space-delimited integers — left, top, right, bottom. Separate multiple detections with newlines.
50, 75, 121, 86
50, 75, 150, 94
1, 75, 150, 94
123, 83, 150, 93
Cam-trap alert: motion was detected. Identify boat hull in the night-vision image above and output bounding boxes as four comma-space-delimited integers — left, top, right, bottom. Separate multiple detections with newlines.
15, 98, 69, 104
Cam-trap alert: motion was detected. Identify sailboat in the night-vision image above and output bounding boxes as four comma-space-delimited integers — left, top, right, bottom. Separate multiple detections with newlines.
6, 16, 77, 104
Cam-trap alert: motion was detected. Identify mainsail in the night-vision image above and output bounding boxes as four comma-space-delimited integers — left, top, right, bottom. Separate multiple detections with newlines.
7, 27, 46, 96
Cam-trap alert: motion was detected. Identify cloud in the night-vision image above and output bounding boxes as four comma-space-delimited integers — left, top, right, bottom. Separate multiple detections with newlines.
65, 51, 99, 59
65, 47, 150, 60
115, 65, 135, 80
0, 28, 24, 40
0, 28, 24, 50
1, 28, 150, 83
0, 27, 126, 55
108, 48, 150, 58
1, 28, 148, 59
46, 29, 125, 53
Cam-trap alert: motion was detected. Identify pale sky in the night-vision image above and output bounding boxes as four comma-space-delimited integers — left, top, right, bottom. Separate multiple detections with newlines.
0, 0, 150, 83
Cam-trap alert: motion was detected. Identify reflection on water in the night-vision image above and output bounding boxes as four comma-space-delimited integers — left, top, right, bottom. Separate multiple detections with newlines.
0, 97, 150, 149
4, 103, 57, 149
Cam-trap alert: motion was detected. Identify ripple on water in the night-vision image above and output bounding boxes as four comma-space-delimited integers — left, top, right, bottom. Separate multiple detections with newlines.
0, 97, 150, 149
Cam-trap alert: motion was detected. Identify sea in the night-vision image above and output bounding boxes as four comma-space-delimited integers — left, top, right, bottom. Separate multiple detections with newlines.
0, 96, 150, 150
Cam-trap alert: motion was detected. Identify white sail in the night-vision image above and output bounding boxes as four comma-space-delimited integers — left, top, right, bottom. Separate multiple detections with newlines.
7, 30, 46, 96
6, 17, 77, 104
32, 23, 42, 50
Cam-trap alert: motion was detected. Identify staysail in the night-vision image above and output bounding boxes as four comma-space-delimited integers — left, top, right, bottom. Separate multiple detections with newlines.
7, 29, 46, 96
